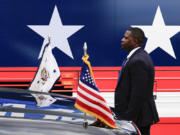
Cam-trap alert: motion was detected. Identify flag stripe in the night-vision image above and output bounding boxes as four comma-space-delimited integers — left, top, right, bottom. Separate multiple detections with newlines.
78, 84, 107, 106
77, 86, 110, 113
77, 87, 112, 114
75, 99, 116, 126
76, 95, 113, 120
79, 81, 102, 97
79, 81, 106, 102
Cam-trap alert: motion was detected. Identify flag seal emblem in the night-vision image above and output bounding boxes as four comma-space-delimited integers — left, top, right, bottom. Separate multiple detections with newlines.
41, 67, 50, 84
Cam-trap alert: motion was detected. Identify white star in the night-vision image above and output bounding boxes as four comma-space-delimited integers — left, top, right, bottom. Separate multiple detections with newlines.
132, 6, 180, 59
28, 6, 84, 59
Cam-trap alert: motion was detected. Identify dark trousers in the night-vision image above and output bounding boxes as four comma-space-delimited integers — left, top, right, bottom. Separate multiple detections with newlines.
139, 125, 151, 135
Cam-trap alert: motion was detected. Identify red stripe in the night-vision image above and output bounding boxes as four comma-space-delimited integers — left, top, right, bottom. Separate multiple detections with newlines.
76, 99, 116, 126
158, 117, 180, 124
77, 90, 112, 114
79, 83, 106, 102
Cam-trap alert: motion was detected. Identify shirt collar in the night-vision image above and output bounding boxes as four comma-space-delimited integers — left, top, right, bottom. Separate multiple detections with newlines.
127, 47, 141, 59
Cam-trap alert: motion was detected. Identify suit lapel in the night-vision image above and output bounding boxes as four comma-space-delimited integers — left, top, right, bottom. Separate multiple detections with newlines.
121, 48, 142, 76
118, 48, 143, 83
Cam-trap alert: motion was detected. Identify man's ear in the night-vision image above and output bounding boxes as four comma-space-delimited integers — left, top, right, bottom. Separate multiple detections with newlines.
133, 39, 138, 44
131, 38, 137, 45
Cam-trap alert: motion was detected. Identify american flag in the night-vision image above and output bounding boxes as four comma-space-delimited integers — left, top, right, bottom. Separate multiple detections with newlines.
74, 58, 118, 129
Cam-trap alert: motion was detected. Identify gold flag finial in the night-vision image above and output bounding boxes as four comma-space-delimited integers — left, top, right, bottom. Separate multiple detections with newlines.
82, 42, 89, 61
82, 42, 94, 80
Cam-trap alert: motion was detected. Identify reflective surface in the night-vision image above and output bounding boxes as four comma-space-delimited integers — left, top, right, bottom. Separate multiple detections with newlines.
0, 88, 138, 135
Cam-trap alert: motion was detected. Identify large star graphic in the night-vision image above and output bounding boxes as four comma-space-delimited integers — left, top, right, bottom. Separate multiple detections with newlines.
132, 6, 180, 59
28, 6, 84, 59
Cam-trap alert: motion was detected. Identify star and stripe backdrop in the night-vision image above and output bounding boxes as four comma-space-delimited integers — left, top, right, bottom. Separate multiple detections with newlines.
1, 0, 180, 134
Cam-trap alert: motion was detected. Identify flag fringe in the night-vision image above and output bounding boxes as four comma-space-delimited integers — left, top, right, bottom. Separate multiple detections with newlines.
75, 103, 119, 129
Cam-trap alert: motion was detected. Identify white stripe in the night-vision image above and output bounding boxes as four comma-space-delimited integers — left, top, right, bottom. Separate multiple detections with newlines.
43, 115, 59, 120
77, 87, 109, 109
92, 77, 117, 80
77, 96, 114, 120
77, 91, 180, 117
79, 81, 103, 98
0, 112, 6, 116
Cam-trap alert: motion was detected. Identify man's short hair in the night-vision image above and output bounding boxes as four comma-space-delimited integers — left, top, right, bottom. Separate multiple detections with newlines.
128, 27, 145, 46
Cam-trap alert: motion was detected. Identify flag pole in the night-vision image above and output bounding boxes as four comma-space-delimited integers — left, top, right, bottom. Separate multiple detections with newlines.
82, 42, 88, 129
83, 42, 87, 56
83, 112, 88, 129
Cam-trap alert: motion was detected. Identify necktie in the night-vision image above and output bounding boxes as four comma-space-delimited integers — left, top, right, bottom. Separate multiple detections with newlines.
117, 58, 128, 82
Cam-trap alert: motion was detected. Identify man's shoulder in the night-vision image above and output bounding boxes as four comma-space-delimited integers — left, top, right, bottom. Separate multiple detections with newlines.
130, 49, 147, 61
128, 49, 153, 66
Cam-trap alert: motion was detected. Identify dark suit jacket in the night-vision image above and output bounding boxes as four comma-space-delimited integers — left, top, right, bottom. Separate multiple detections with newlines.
115, 48, 159, 127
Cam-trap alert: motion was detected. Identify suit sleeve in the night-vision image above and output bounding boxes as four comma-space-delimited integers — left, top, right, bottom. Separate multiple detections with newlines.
122, 60, 149, 120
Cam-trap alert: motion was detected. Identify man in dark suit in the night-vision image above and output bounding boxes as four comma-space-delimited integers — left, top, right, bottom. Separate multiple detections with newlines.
114, 27, 159, 135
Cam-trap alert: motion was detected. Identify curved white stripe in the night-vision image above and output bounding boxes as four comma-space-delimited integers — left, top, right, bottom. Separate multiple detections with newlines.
77, 96, 114, 120
77, 87, 109, 109
79, 81, 104, 99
